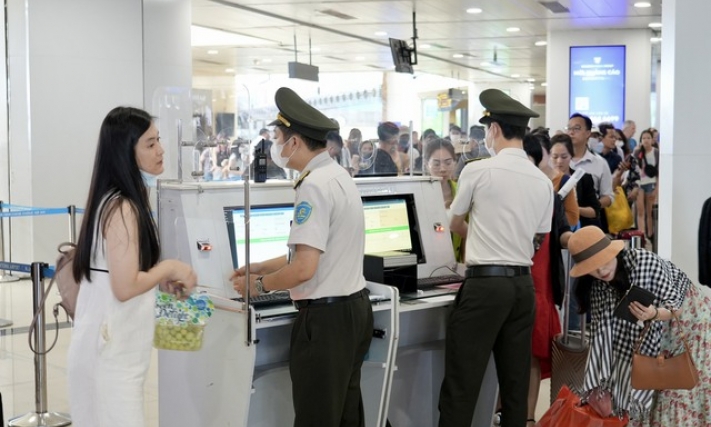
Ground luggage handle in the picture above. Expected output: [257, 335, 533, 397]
[562, 250, 586, 348]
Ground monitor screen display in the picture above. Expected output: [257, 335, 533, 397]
[569, 45, 626, 128]
[224, 204, 292, 269]
[362, 194, 425, 263]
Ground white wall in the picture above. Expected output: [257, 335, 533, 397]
[657, 0, 711, 282]
[546, 29, 652, 131]
[5, 0, 191, 266]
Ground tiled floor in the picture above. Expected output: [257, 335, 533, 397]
[0, 275, 567, 426]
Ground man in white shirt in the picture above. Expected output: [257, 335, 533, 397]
[439, 89, 554, 427]
[567, 113, 614, 210]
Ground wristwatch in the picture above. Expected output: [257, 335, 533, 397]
[255, 276, 267, 294]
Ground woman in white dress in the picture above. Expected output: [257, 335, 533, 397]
[67, 107, 197, 427]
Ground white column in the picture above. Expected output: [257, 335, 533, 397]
[7, 0, 191, 264]
[658, 0, 711, 281]
[143, 0, 193, 180]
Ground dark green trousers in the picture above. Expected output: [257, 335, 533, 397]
[438, 275, 536, 427]
[290, 294, 374, 427]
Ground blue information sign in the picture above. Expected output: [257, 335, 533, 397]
[569, 45, 626, 128]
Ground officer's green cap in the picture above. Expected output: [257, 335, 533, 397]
[478, 88, 539, 128]
[268, 87, 339, 141]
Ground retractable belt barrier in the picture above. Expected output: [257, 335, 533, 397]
[0, 202, 78, 426]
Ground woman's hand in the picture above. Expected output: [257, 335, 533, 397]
[158, 259, 197, 299]
[629, 301, 657, 321]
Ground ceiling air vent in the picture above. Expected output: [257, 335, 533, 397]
[317, 9, 356, 20]
[539, 1, 570, 13]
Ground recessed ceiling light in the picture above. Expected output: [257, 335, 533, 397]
[480, 61, 491, 67]
[207, 49, 219, 55]
[650, 37, 662, 43]
[374, 31, 388, 36]
[529, 85, 535, 90]
[453, 53, 464, 58]
[648, 22, 662, 29]
[534, 41, 547, 46]
[263, 58, 272, 63]
[634, 2, 652, 7]
[420, 44, 432, 49]
[526, 78, 536, 82]
[311, 47, 321, 52]
[541, 82, 548, 87]
[506, 27, 521, 32]
[466, 7, 483, 14]
[355, 56, 365, 61]
[511, 74, 521, 78]
[225, 68, 235, 73]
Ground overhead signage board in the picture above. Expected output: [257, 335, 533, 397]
[569, 45, 626, 128]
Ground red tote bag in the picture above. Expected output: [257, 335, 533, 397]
[536, 386, 629, 427]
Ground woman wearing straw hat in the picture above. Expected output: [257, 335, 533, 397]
[568, 226, 711, 426]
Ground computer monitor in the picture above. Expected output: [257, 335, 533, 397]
[223, 204, 293, 269]
[389, 38, 414, 74]
[361, 194, 425, 263]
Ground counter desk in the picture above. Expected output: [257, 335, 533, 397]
[158, 284, 498, 427]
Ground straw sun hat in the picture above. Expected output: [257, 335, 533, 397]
[569, 226, 625, 277]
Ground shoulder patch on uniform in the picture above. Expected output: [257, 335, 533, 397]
[465, 156, 490, 164]
[294, 201, 313, 225]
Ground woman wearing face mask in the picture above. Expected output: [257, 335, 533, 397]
[425, 139, 464, 262]
[68, 107, 197, 427]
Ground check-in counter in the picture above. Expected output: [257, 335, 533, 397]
[156, 178, 499, 426]
[158, 282, 398, 427]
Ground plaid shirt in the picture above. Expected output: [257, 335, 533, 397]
[584, 248, 691, 419]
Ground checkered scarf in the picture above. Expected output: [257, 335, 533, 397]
[584, 248, 690, 419]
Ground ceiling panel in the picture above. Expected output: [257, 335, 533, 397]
[192, 0, 662, 83]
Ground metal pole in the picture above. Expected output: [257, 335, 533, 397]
[652, 203, 659, 253]
[244, 150, 253, 346]
[408, 120, 414, 177]
[8, 263, 70, 427]
[67, 205, 77, 244]
[177, 119, 183, 181]
[0, 201, 19, 282]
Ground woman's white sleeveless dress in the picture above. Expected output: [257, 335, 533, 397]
[67, 217, 155, 426]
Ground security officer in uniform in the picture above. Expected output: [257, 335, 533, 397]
[232, 87, 374, 427]
[438, 89, 554, 427]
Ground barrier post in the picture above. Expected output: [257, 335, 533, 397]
[0, 201, 20, 282]
[652, 203, 659, 253]
[67, 205, 77, 244]
[8, 262, 71, 427]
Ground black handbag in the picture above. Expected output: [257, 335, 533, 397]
[644, 163, 658, 178]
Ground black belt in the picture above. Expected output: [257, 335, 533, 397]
[293, 289, 367, 310]
[466, 265, 531, 278]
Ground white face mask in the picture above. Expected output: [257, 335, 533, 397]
[484, 127, 496, 157]
[271, 137, 297, 169]
[140, 169, 158, 188]
[451, 135, 461, 144]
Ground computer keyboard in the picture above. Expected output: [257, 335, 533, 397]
[416, 274, 465, 289]
[233, 292, 292, 308]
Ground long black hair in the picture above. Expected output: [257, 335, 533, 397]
[72, 107, 160, 282]
[574, 249, 631, 313]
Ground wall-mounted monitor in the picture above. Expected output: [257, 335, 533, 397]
[389, 38, 414, 74]
[361, 193, 425, 264]
[223, 204, 292, 269]
[569, 45, 626, 128]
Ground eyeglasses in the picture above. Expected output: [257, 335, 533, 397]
[429, 158, 454, 168]
[565, 125, 584, 133]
